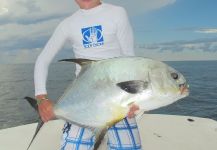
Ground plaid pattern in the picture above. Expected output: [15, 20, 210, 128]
[107, 117, 142, 150]
[60, 117, 142, 150]
[61, 123, 95, 150]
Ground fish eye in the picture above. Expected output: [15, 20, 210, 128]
[171, 72, 179, 80]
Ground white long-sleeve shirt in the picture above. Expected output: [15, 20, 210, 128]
[34, 3, 134, 96]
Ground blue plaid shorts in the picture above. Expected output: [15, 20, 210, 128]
[60, 117, 142, 150]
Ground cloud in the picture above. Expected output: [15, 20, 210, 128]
[0, 46, 72, 64]
[0, 0, 176, 25]
[0, 19, 61, 50]
[162, 38, 217, 52]
[0, 7, 8, 15]
[136, 37, 217, 61]
[136, 48, 217, 61]
[0, 0, 216, 62]
[0, 0, 78, 24]
[0, 48, 41, 64]
[195, 28, 217, 34]
[176, 27, 217, 34]
[0, 0, 177, 50]
[105, 0, 176, 16]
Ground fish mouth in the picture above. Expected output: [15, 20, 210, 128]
[179, 83, 189, 95]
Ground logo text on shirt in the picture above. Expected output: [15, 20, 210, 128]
[81, 25, 104, 48]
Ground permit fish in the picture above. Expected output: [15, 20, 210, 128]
[25, 57, 189, 150]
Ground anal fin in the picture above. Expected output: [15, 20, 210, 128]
[93, 127, 108, 150]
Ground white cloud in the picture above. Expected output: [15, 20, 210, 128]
[138, 38, 217, 52]
[195, 28, 217, 34]
[0, 19, 60, 41]
[0, 7, 8, 15]
[0, 19, 62, 51]
[0, 0, 176, 24]
[105, 0, 176, 15]
[0, 0, 77, 24]
[0, 44, 72, 64]
[0, 0, 216, 62]
[136, 39, 217, 61]
[0, 48, 41, 64]
[136, 48, 217, 61]
[0, 0, 177, 50]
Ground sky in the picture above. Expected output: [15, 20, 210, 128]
[0, 0, 217, 63]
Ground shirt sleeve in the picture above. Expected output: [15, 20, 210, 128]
[34, 21, 68, 96]
[116, 7, 135, 56]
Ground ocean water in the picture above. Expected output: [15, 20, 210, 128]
[0, 61, 217, 129]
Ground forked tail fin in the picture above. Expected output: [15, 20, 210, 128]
[24, 97, 44, 150]
[25, 96, 38, 112]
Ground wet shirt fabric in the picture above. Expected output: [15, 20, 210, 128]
[34, 3, 134, 95]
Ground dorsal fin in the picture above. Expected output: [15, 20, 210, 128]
[58, 58, 97, 66]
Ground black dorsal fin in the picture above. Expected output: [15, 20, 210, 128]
[58, 58, 97, 66]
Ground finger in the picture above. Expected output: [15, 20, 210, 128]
[42, 116, 48, 122]
[39, 110, 47, 122]
[40, 113, 46, 122]
[39, 108, 50, 122]
[127, 112, 134, 118]
[43, 112, 51, 122]
[41, 109, 54, 122]
[38, 101, 54, 122]
[42, 112, 50, 122]
[44, 104, 55, 119]
[44, 116, 50, 122]
[128, 114, 135, 118]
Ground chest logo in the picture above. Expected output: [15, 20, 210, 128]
[81, 25, 104, 48]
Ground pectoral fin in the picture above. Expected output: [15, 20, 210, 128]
[117, 80, 148, 94]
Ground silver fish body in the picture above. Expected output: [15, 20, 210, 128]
[54, 57, 189, 128]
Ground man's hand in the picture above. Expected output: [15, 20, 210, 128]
[127, 103, 140, 118]
[36, 95, 55, 122]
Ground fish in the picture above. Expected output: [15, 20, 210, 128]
[25, 56, 189, 150]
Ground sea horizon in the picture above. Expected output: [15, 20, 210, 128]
[0, 60, 217, 129]
[0, 58, 217, 66]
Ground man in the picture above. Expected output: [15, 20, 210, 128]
[34, 0, 142, 149]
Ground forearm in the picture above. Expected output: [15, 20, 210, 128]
[34, 55, 49, 96]
[34, 21, 68, 96]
